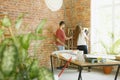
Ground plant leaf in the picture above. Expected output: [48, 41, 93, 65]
[38, 67, 54, 80]
[112, 39, 120, 48]
[100, 41, 109, 53]
[19, 48, 28, 62]
[29, 33, 46, 40]
[15, 14, 24, 30]
[0, 29, 4, 37]
[20, 34, 30, 50]
[1, 16, 11, 27]
[112, 39, 120, 54]
[29, 59, 39, 79]
[35, 19, 47, 34]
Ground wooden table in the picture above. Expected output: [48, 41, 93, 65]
[50, 54, 120, 80]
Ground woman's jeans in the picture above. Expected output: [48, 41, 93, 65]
[77, 45, 88, 54]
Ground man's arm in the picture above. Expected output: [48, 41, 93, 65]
[56, 38, 68, 48]
[63, 32, 72, 40]
[65, 36, 73, 40]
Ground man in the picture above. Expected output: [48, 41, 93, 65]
[55, 21, 72, 69]
[56, 21, 72, 50]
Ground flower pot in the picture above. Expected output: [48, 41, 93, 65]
[103, 66, 113, 74]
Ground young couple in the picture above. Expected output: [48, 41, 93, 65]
[55, 21, 89, 70]
[56, 21, 89, 54]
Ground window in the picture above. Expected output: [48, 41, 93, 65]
[91, 0, 120, 54]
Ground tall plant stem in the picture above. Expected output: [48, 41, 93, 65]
[33, 33, 40, 58]
[8, 27, 17, 43]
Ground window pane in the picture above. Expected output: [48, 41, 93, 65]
[115, 0, 120, 40]
[91, 0, 112, 53]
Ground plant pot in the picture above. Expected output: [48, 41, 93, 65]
[103, 66, 113, 74]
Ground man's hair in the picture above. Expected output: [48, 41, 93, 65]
[59, 21, 65, 26]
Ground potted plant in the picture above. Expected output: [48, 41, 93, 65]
[101, 32, 120, 74]
[0, 14, 54, 80]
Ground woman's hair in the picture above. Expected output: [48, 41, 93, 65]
[75, 24, 82, 34]
[84, 29, 89, 35]
[73, 24, 82, 47]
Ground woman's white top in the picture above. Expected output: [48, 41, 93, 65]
[77, 30, 87, 46]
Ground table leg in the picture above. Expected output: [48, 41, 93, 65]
[50, 55, 54, 73]
[78, 66, 83, 80]
[114, 65, 120, 80]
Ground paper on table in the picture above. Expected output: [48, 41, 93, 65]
[52, 50, 85, 60]
[59, 53, 77, 60]
[52, 50, 78, 55]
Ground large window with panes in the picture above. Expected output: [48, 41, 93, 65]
[91, 0, 120, 54]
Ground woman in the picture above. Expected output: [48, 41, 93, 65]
[74, 24, 90, 71]
[74, 24, 89, 54]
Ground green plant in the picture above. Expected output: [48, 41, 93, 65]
[101, 32, 120, 55]
[0, 14, 54, 80]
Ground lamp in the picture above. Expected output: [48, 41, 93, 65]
[45, 0, 63, 11]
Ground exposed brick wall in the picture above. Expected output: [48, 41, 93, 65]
[64, 0, 90, 51]
[64, 0, 90, 28]
[0, 0, 64, 67]
[0, 0, 90, 68]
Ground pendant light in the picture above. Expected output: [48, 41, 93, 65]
[45, 0, 63, 11]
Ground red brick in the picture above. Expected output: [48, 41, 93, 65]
[0, 0, 90, 68]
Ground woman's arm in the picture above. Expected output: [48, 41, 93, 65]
[83, 31, 89, 41]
